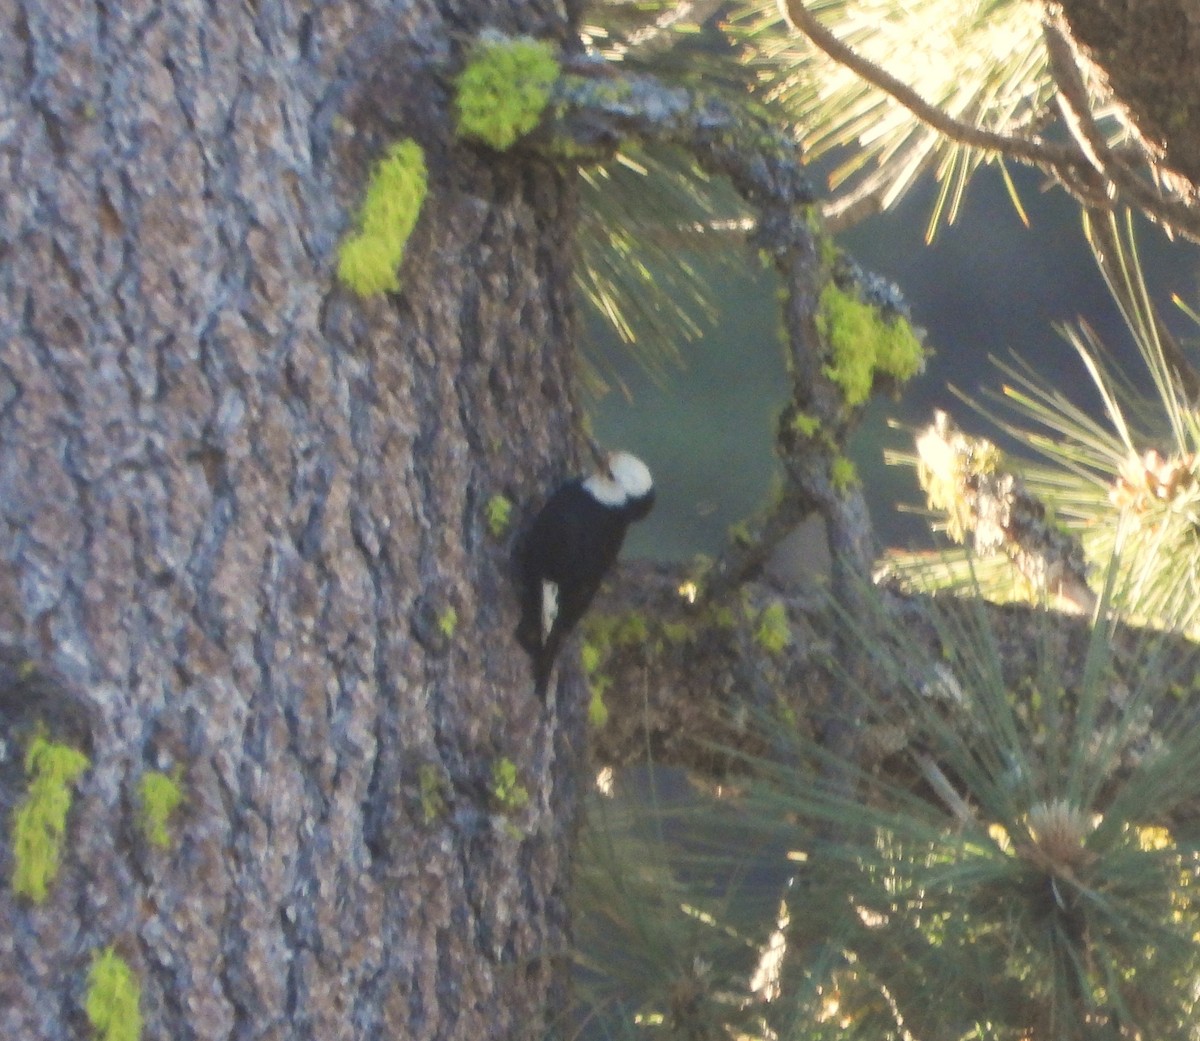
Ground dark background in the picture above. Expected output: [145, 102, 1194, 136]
[592, 163, 1200, 558]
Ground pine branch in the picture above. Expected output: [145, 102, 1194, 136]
[778, 0, 1079, 173]
[1082, 206, 1200, 402]
[546, 63, 874, 572]
[548, 59, 815, 209]
[543, 62, 892, 771]
[914, 411, 1097, 613]
[1042, 13, 1200, 243]
[778, 0, 1200, 242]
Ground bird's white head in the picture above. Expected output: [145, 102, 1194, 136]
[584, 451, 653, 507]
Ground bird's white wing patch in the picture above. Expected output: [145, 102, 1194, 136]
[541, 580, 559, 643]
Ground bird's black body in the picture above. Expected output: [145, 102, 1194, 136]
[515, 454, 654, 698]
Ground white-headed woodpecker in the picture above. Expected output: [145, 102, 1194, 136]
[515, 452, 655, 698]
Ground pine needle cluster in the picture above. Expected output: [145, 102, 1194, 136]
[572, 581, 1200, 1040]
[889, 212, 1200, 638]
[731, 0, 1057, 236]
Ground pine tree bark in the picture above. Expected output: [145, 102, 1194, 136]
[1055, 0, 1200, 189]
[1, 1, 589, 1038]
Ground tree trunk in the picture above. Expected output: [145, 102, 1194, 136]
[1055, 0, 1200, 190]
[1, 1, 588, 1038]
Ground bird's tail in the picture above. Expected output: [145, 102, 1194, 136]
[538, 625, 567, 700]
[533, 654, 554, 702]
[514, 616, 555, 700]
[524, 628, 562, 702]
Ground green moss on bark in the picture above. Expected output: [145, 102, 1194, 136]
[454, 34, 559, 150]
[818, 284, 925, 406]
[137, 769, 184, 850]
[85, 947, 142, 1041]
[337, 138, 428, 297]
[11, 735, 89, 902]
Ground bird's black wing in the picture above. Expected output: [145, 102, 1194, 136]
[514, 481, 612, 697]
[515, 481, 587, 652]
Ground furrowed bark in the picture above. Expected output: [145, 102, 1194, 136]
[2, 2, 586, 1038]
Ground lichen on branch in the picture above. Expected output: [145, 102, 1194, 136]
[545, 64, 813, 209]
[818, 283, 925, 406]
[915, 410, 1095, 611]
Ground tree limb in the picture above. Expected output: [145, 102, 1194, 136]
[779, 0, 1081, 174]
[781, 0, 1200, 242]
[1042, 12, 1200, 243]
[545, 64, 883, 759]
[912, 410, 1096, 613]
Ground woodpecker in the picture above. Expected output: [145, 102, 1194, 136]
[515, 451, 655, 698]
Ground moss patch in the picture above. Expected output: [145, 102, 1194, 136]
[728, 520, 753, 547]
[490, 757, 530, 812]
[418, 764, 447, 824]
[337, 138, 428, 297]
[454, 34, 560, 150]
[790, 411, 821, 438]
[137, 769, 183, 850]
[817, 284, 925, 406]
[755, 601, 792, 656]
[587, 611, 651, 650]
[437, 606, 458, 639]
[11, 735, 90, 903]
[85, 946, 142, 1041]
[831, 454, 859, 492]
[485, 494, 514, 537]
[587, 687, 610, 728]
[581, 640, 611, 727]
